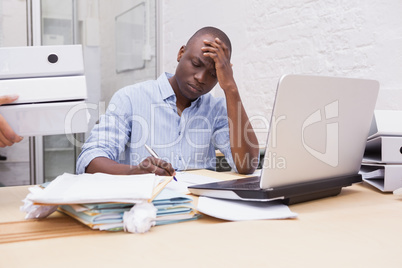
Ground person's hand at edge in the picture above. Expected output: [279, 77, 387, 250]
[0, 95, 23, 147]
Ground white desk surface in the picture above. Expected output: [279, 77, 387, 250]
[1, 170, 402, 268]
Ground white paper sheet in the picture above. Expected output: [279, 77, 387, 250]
[197, 196, 298, 221]
[165, 172, 223, 194]
[29, 173, 158, 204]
[360, 169, 385, 179]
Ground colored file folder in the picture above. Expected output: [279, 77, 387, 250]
[59, 188, 200, 231]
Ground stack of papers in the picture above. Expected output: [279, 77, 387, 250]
[27, 173, 200, 231]
[30, 173, 158, 204]
[59, 188, 200, 231]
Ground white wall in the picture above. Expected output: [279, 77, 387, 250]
[74, 0, 157, 130]
[161, 0, 402, 145]
[98, 0, 157, 106]
[0, 0, 27, 47]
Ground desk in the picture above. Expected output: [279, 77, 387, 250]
[1, 170, 402, 268]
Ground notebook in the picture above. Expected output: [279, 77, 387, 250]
[189, 74, 379, 204]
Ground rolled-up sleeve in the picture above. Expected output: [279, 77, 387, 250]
[76, 88, 132, 174]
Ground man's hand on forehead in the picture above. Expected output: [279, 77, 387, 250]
[201, 38, 231, 68]
[201, 38, 230, 57]
[200, 37, 235, 91]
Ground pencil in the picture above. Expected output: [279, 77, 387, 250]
[148, 176, 173, 202]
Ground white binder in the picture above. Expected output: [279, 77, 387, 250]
[361, 163, 402, 192]
[0, 101, 88, 136]
[363, 136, 402, 164]
[0, 45, 84, 79]
[0, 45, 88, 136]
[0, 76, 87, 104]
[368, 110, 402, 140]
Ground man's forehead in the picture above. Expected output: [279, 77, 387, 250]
[187, 33, 214, 47]
[186, 35, 215, 67]
[197, 55, 215, 70]
[197, 33, 215, 42]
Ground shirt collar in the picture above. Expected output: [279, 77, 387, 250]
[158, 72, 203, 108]
[158, 72, 176, 100]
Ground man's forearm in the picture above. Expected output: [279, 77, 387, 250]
[85, 157, 142, 175]
[225, 88, 259, 174]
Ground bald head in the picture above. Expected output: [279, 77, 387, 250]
[186, 26, 232, 58]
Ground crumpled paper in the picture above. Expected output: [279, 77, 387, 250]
[20, 186, 58, 219]
[21, 185, 157, 234]
[123, 202, 157, 233]
[393, 187, 402, 195]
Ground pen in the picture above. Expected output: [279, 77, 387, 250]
[145, 144, 177, 181]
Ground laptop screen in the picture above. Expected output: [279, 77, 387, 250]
[260, 74, 379, 188]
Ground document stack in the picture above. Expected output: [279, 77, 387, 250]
[59, 188, 200, 231]
[25, 173, 200, 232]
[360, 110, 402, 192]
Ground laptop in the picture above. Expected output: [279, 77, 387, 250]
[189, 74, 379, 204]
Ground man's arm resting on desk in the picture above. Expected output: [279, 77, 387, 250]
[225, 89, 259, 174]
[85, 157, 176, 176]
[202, 38, 259, 174]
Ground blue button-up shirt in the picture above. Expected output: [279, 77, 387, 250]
[76, 72, 235, 174]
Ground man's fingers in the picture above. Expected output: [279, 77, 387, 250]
[202, 39, 216, 47]
[202, 52, 218, 60]
[0, 95, 22, 147]
[0, 95, 19, 105]
[201, 46, 218, 54]
[203, 38, 228, 52]
[152, 158, 176, 176]
[140, 157, 176, 176]
[202, 38, 230, 64]
[214, 37, 229, 51]
[153, 167, 171, 176]
[0, 130, 14, 147]
[0, 132, 13, 148]
[0, 115, 23, 147]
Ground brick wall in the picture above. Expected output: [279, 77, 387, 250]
[161, 0, 402, 145]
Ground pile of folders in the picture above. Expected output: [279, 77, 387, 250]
[59, 188, 200, 231]
[360, 110, 402, 192]
[29, 173, 201, 231]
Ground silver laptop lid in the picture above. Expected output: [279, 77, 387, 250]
[260, 74, 379, 188]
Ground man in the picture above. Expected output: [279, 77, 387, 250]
[77, 26, 259, 176]
[0, 95, 23, 147]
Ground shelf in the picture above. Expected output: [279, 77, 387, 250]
[44, 148, 74, 152]
[0, 160, 29, 164]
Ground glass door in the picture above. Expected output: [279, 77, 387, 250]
[0, 0, 30, 186]
[0, 0, 158, 185]
[40, 0, 80, 182]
